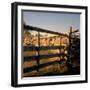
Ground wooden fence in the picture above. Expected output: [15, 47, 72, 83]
[22, 25, 80, 77]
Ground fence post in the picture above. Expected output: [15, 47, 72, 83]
[68, 27, 72, 64]
[37, 31, 40, 72]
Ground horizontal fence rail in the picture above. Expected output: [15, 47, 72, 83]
[24, 25, 69, 37]
[24, 46, 65, 51]
[24, 53, 67, 61]
[24, 60, 65, 73]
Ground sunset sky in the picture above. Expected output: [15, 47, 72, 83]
[23, 11, 80, 33]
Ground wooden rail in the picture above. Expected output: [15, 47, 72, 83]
[24, 46, 65, 51]
[24, 53, 67, 61]
[24, 25, 69, 37]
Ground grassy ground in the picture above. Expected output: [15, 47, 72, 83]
[23, 50, 80, 77]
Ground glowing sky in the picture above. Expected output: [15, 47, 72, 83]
[23, 11, 80, 33]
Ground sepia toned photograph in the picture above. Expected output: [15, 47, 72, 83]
[22, 11, 80, 77]
[11, 2, 87, 87]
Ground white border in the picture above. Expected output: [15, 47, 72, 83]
[17, 5, 86, 84]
